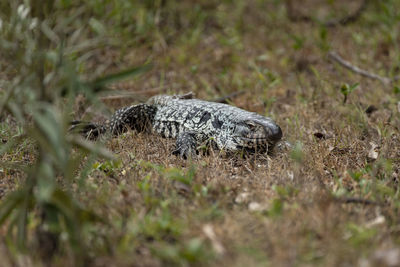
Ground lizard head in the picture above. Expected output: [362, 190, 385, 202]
[233, 117, 282, 151]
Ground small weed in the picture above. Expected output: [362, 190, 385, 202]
[266, 198, 284, 217]
[290, 34, 306, 50]
[317, 26, 330, 52]
[346, 223, 377, 248]
[290, 142, 304, 164]
[273, 185, 300, 199]
[393, 86, 400, 95]
[151, 238, 212, 266]
[92, 159, 122, 177]
[340, 82, 359, 104]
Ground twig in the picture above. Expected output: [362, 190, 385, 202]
[100, 93, 146, 101]
[99, 87, 166, 101]
[328, 51, 398, 85]
[178, 91, 195, 99]
[286, 0, 368, 28]
[213, 91, 245, 103]
[324, 0, 368, 27]
[101, 83, 192, 101]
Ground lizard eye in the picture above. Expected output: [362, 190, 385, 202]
[245, 121, 257, 131]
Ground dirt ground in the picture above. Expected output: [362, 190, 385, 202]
[1, 0, 400, 266]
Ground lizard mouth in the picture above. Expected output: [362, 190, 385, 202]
[238, 136, 269, 142]
[237, 137, 272, 149]
[234, 123, 282, 148]
[241, 119, 282, 143]
[236, 127, 282, 142]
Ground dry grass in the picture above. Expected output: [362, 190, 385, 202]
[1, 0, 400, 266]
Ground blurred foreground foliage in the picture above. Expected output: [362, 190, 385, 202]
[0, 0, 231, 264]
[0, 0, 154, 264]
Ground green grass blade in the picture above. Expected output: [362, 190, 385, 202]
[0, 191, 24, 225]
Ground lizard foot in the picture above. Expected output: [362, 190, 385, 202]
[172, 132, 198, 159]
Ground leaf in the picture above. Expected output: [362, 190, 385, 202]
[89, 64, 152, 91]
[16, 196, 28, 249]
[0, 191, 25, 225]
[89, 18, 106, 35]
[37, 174, 56, 202]
[290, 142, 304, 163]
[349, 82, 359, 92]
[50, 188, 79, 221]
[68, 135, 115, 160]
[31, 106, 68, 164]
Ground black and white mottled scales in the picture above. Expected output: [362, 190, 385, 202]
[71, 93, 282, 158]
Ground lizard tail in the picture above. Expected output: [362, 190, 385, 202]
[69, 120, 107, 140]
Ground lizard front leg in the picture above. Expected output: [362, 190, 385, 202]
[172, 132, 198, 159]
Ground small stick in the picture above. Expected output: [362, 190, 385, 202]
[99, 88, 166, 101]
[213, 91, 245, 103]
[100, 94, 144, 101]
[286, 0, 368, 28]
[324, 0, 368, 27]
[328, 51, 396, 85]
[100, 83, 192, 101]
[178, 91, 195, 99]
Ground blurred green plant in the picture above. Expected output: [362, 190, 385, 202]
[290, 141, 304, 164]
[317, 26, 330, 52]
[0, 0, 150, 264]
[289, 34, 305, 50]
[150, 238, 211, 266]
[92, 159, 123, 177]
[346, 223, 377, 248]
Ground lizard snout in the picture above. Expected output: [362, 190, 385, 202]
[250, 118, 282, 144]
[266, 124, 282, 142]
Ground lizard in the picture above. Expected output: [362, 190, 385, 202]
[70, 93, 282, 158]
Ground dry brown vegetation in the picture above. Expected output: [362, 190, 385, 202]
[1, 0, 400, 266]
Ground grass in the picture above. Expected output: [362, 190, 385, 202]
[1, 0, 400, 266]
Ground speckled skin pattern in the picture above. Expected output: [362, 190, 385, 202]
[74, 94, 282, 157]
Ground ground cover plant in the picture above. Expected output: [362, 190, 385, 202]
[0, 0, 399, 266]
